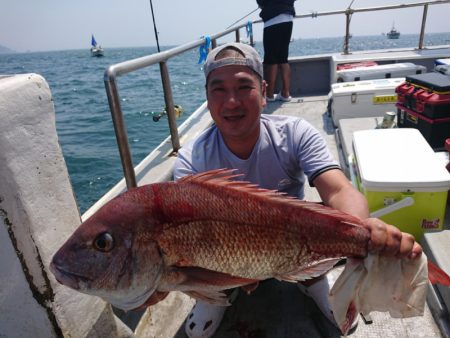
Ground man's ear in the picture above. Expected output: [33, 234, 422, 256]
[261, 80, 267, 106]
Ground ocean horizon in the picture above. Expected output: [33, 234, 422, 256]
[3, 30, 450, 54]
[1, 32, 449, 214]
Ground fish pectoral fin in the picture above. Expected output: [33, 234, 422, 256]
[161, 266, 258, 305]
[183, 290, 230, 305]
[170, 266, 259, 287]
[241, 281, 259, 294]
[161, 266, 259, 290]
[275, 258, 343, 282]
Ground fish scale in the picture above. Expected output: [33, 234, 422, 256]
[158, 220, 313, 279]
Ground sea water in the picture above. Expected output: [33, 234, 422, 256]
[1, 33, 449, 213]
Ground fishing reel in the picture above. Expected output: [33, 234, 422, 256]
[151, 104, 183, 122]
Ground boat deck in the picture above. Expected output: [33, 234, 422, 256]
[132, 95, 449, 338]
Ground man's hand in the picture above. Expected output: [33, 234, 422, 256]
[313, 169, 423, 260]
[362, 218, 422, 259]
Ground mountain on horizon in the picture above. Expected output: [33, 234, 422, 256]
[0, 44, 16, 54]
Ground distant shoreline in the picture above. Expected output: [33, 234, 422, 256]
[0, 45, 15, 54]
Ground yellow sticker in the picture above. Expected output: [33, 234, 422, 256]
[372, 95, 398, 104]
[406, 112, 418, 124]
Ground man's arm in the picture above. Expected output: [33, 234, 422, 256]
[313, 169, 422, 259]
[313, 168, 369, 219]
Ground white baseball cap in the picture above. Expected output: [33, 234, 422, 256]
[203, 42, 264, 79]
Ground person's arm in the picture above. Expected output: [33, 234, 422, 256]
[313, 169, 369, 219]
[313, 169, 422, 259]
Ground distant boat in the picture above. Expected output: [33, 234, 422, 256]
[387, 23, 400, 39]
[90, 35, 104, 57]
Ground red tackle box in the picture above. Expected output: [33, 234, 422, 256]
[396, 72, 450, 119]
[397, 104, 450, 150]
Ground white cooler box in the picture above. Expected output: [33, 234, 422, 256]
[435, 58, 450, 75]
[335, 116, 386, 173]
[350, 128, 450, 240]
[435, 64, 450, 76]
[329, 77, 405, 127]
[336, 62, 426, 82]
[435, 58, 450, 66]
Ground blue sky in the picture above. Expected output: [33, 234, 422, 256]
[1, 0, 450, 52]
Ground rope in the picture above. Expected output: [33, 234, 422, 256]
[226, 7, 259, 30]
[198, 36, 211, 64]
[246, 21, 253, 38]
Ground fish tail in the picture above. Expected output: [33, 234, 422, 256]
[428, 260, 450, 286]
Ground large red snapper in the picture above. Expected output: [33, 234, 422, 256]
[50, 169, 450, 334]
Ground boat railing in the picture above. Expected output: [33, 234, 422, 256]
[104, 0, 450, 190]
[104, 25, 252, 189]
[276, 0, 450, 54]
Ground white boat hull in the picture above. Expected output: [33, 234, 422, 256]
[90, 47, 104, 57]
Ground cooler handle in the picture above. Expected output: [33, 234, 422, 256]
[348, 154, 361, 191]
[370, 197, 415, 218]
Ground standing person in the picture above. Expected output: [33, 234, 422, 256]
[257, 0, 296, 102]
[174, 42, 421, 338]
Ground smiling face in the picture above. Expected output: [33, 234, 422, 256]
[205, 49, 267, 159]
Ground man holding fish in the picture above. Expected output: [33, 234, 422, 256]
[173, 42, 422, 338]
[51, 42, 450, 338]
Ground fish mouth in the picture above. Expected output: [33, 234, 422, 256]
[50, 262, 93, 290]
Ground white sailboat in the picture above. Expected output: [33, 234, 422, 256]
[90, 34, 104, 57]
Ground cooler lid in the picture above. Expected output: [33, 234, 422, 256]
[406, 72, 450, 92]
[352, 128, 450, 191]
[331, 78, 405, 96]
[435, 58, 450, 66]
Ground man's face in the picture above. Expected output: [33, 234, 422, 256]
[206, 65, 267, 141]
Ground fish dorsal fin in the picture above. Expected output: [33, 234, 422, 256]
[177, 168, 291, 200]
[176, 169, 363, 225]
[177, 168, 240, 183]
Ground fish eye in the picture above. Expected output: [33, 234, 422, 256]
[93, 232, 114, 252]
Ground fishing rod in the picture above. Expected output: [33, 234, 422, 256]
[149, 0, 161, 52]
[226, 7, 259, 29]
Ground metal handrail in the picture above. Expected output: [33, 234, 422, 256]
[104, 0, 450, 189]
[104, 24, 249, 188]
[290, 0, 450, 54]
[256, 0, 450, 54]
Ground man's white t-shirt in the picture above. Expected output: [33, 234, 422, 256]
[173, 114, 340, 199]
